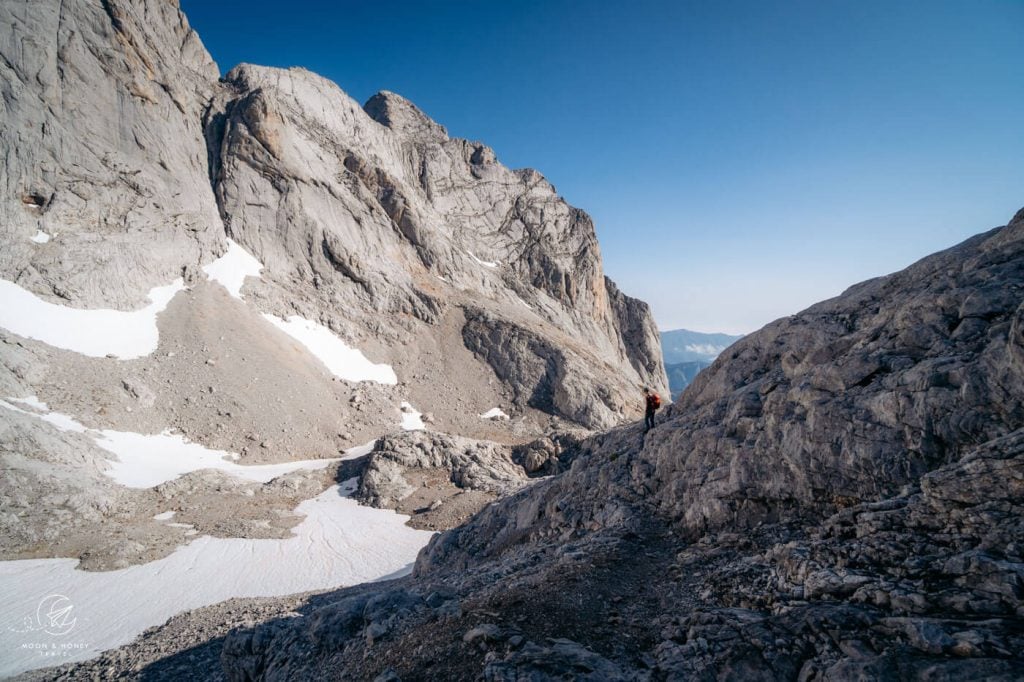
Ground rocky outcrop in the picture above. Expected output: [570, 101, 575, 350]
[219, 210, 1024, 680]
[646, 212, 1024, 534]
[355, 431, 528, 516]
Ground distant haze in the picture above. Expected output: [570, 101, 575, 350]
[182, 0, 1024, 335]
[660, 328, 744, 397]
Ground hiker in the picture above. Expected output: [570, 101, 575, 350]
[643, 386, 661, 432]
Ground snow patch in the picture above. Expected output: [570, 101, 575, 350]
[0, 483, 434, 677]
[263, 314, 398, 385]
[0, 278, 184, 359]
[0, 399, 336, 488]
[0, 397, 88, 433]
[7, 395, 48, 411]
[152, 511, 176, 521]
[202, 238, 263, 299]
[340, 439, 378, 461]
[94, 430, 336, 488]
[400, 401, 425, 431]
[467, 251, 498, 268]
[30, 230, 50, 244]
[479, 407, 510, 420]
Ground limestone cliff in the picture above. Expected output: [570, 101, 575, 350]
[0, 0, 666, 577]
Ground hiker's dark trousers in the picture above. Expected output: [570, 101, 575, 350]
[644, 409, 655, 432]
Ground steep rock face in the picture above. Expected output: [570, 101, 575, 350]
[0, 0, 222, 307]
[205, 64, 667, 428]
[0, 0, 667, 581]
[219, 210, 1024, 680]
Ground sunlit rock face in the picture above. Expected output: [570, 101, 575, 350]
[0, 0, 666, 590]
[205, 64, 667, 429]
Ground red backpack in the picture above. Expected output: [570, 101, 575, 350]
[649, 393, 661, 409]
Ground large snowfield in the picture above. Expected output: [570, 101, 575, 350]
[0, 243, 432, 676]
[0, 481, 433, 677]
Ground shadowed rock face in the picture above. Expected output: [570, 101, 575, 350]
[219, 211, 1024, 681]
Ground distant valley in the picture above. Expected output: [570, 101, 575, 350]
[660, 328, 743, 397]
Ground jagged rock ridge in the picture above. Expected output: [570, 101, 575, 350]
[204, 62, 667, 429]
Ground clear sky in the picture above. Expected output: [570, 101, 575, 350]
[181, 0, 1023, 335]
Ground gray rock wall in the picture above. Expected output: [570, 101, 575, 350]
[204, 63, 667, 427]
[0, 0, 223, 307]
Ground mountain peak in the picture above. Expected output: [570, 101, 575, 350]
[364, 90, 448, 141]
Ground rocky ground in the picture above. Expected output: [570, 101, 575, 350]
[52, 209, 1024, 681]
[10, 591, 329, 682]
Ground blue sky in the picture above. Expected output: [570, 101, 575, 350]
[181, 0, 1024, 334]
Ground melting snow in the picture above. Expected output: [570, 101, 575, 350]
[0, 397, 88, 433]
[94, 430, 337, 488]
[7, 395, 49, 412]
[0, 481, 434, 677]
[0, 398, 337, 488]
[400, 402, 425, 431]
[467, 251, 499, 268]
[340, 439, 379, 460]
[30, 230, 50, 244]
[202, 238, 263, 299]
[479, 407, 510, 420]
[0, 278, 184, 359]
[263, 315, 398, 385]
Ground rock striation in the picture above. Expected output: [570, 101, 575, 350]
[0, 0, 222, 308]
[205, 62, 667, 428]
